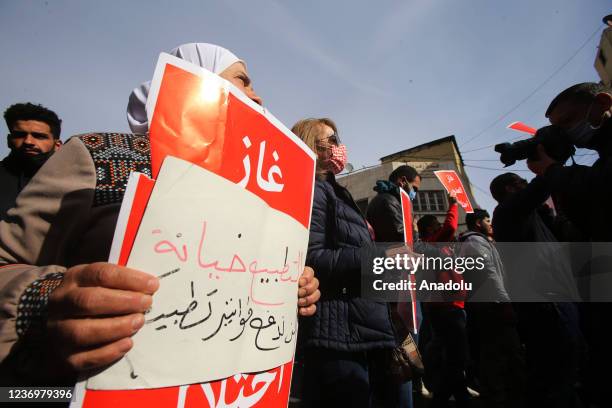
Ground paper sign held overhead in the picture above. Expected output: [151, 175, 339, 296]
[433, 170, 474, 213]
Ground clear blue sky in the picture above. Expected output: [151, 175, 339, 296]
[0, 0, 609, 212]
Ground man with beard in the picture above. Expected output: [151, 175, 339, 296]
[1, 103, 62, 219]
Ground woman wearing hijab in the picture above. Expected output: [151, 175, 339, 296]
[0, 43, 319, 385]
[292, 118, 399, 408]
[127, 42, 262, 134]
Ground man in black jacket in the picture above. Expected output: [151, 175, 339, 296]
[1, 103, 62, 219]
[491, 172, 583, 407]
[366, 165, 421, 242]
[528, 82, 612, 406]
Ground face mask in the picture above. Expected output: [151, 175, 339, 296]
[324, 144, 347, 174]
[566, 120, 596, 148]
[566, 104, 611, 148]
[399, 179, 417, 201]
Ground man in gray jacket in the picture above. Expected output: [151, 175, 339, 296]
[458, 209, 524, 408]
[458, 209, 509, 303]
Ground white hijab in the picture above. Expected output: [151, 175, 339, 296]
[127, 43, 243, 134]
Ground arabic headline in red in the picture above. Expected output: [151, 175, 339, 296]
[82, 362, 292, 408]
[148, 64, 314, 228]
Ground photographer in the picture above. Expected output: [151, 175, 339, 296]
[527, 82, 612, 407]
[528, 82, 612, 241]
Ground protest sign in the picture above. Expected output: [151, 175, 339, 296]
[399, 189, 418, 333]
[433, 170, 474, 213]
[400, 189, 414, 246]
[72, 53, 315, 407]
[88, 157, 307, 389]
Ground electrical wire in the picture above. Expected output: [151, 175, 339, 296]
[462, 135, 531, 155]
[464, 158, 506, 162]
[460, 25, 603, 148]
[342, 150, 535, 175]
[465, 164, 532, 172]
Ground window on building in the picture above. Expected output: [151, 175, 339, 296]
[413, 190, 447, 212]
[356, 198, 369, 215]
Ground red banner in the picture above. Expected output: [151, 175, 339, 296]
[149, 64, 313, 228]
[399, 189, 418, 333]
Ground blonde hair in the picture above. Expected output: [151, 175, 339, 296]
[291, 117, 338, 154]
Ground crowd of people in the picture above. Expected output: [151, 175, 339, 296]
[0, 42, 610, 408]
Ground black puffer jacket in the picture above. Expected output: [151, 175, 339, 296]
[300, 173, 397, 351]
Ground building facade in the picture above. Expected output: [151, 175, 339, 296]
[337, 135, 479, 232]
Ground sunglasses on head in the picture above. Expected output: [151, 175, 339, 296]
[9, 130, 52, 140]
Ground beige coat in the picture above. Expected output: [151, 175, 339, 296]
[0, 134, 142, 383]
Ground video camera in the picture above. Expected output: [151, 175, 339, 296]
[494, 125, 575, 167]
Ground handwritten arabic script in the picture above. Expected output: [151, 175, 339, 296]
[87, 157, 308, 390]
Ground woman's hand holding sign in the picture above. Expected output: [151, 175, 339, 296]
[298, 266, 320, 316]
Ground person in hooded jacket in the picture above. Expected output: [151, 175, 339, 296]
[292, 118, 400, 408]
[366, 165, 421, 243]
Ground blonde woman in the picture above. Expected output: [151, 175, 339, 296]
[292, 118, 399, 408]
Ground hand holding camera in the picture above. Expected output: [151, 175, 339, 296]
[527, 144, 558, 176]
[494, 125, 575, 167]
